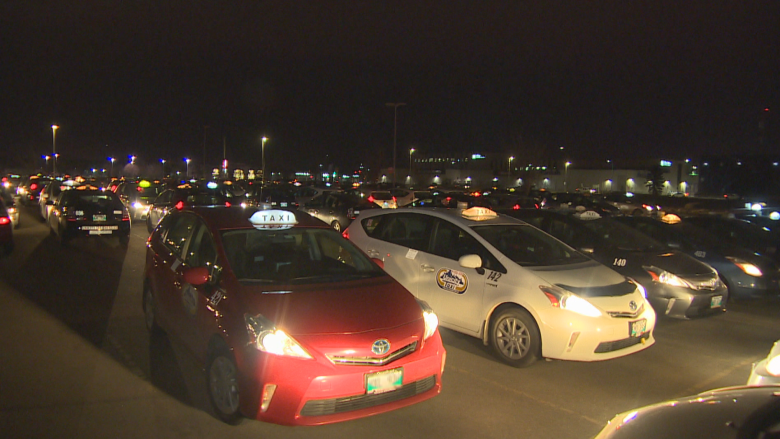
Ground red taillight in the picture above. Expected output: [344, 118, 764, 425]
[342, 229, 349, 239]
[136, 186, 144, 192]
[122, 209, 130, 221]
[0, 217, 10, 225]
[30, 183, 38, 191]
[225, 201, 231, 207]
[512, 204, 520, 210]
[175, 200, 185, 210]
[392, 196, 397, 203]
[368, 195, 375, 203]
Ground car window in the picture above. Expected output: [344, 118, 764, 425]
[162, 213, 198, 256]
[364, 213, 433, 251]
[221, 227, 382, 284]
[185, 221, 221, 279]
[431, 219, 504, 272]
[473, 224, 590, 267]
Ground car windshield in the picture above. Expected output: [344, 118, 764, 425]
[580, 218, 667, 252]
[222, 227, 384, 285]
[472, 224, 590, 267]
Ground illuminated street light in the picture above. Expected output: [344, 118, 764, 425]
[508, 156, 515, 180]
[565, 161, 571, 192]
[108, 157, 115, 177]
[160, 158, 166, 177]
[409, 148, 415, 177]
[261, 136, 268, 186]
[185, 158, 191, 177]
[51, 125, 59, 175]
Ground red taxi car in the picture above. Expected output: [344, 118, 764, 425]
[143, 206, 445, 425]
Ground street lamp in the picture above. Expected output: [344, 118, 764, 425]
[386, 102, 406, 186]
[51, 125, 59, 175]
[508, 156, 515, 181]
[409, 148, 415, 178]
[108, 157, 115, 177]
[185, 158, 191, 177]
[43, 155, 50, 172]
[261, 136, 268, 186]
[160, 159, 167, 177]
[564, 161, 571, 192]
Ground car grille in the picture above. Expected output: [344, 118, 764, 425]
[327, 341, 417, 366]
[299, 375, 436, 417]
[607, 303, 644, 319]
[594, 334, 650, 353]
[686, 275, 722, 291]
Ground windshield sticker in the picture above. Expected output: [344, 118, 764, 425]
[406, 249, 418, 260]
[437, 268, 468, 294]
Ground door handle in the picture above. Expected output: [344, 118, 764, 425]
[421, 264, 435, 272]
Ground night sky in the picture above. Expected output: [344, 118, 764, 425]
[2, 1, 778, 175]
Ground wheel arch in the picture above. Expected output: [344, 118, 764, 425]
[481, 301, 542, 348]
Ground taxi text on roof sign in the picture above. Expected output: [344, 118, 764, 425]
[249, 210, 298, 230]
[461, 206, 498, 221]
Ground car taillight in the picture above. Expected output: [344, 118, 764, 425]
[175, 200, 185, 210]
[225, 201, 231, 207]
[0, 217, 10, 225]
[30, 183, 38, 191]
[368, 195, 375, 203]
[122, 209, 130, 221]
[342, 229, 349, 239]
[513, 204, 520, 210]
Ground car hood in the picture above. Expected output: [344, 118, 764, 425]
[235, 275, 424, 336]
[530, 260, 629, 291]
[595, 385, 780, 439]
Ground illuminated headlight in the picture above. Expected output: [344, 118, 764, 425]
[725, 256, 763, 277]
[417, 299, 439, 340]
[767, 355, 780, 376]
[244, 314, 312, 359]
[644, 266, 693, 289]
[540, 285, 602, 317]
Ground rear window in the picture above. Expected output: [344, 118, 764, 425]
[63, 193, 123, 209]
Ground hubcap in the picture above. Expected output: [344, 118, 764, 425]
[209, 356, 239, 415]
[495, 317, 530, 360]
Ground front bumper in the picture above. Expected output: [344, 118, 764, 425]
[236, 331, 446, 425]
[646, 284, 728, 319]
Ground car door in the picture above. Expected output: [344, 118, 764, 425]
[412, 218, 487, 334]
[150, 212, 198, 343]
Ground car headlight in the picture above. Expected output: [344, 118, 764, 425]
[417, 299, 439, 340]
[763, 341, 780, 377]
[725, 256, 763, 277]
[244, 314, 313, 359]
[540, 285, 602, 317]
[643, 266, 693, 289]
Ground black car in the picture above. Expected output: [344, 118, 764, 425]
[683, 215, 780, 263]
[47, 187, 131, 246]
[301, 192, 378, 232]
[504, 208, 728, 318]
[615, 215, 780, 300]
[114, 179, 163, 221]
[17, 176, 51, 206]
[245, 184, 298, 209]
[146, 183, 230, 233]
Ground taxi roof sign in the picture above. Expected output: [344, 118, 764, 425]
[575, 210, 601, 221]
[249, 210, 298, 230]
[661, 213, 681, 224]
[461, 206, 498, 221]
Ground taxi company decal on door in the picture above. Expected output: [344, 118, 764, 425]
[436, 268, 468, 294]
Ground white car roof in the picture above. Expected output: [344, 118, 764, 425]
[358, 206, 526, 227]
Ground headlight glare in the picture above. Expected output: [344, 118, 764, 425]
[417, 299, 439, 340]
[540, 285, 602, 317]
[245, 314, 312, 359]
[725, 257, 763, 277]
[766, 355, 780, 377]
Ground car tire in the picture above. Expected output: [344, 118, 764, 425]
[489, 307, 541, 368]
[142, 284, 163, 334]
[331, 220, 342, 232]
[206, 344, 243, 425]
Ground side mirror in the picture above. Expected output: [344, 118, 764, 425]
[459, 254, 482, 269]
[183, 266, 210, 286]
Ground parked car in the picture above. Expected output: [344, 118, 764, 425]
[16, 175, 51, 206]
[615, 215, 780, 300]
[602, 192, 659, 217]
[301, 192, 379, 232]
[540, 192, 620, 216]
[505, 208, 728, 319]
[595, 385, 780, 438]
[143, 206, 445, 424]
[345, 206, 655, 367]
[245, 185, 298, 209]
[683, 215, 780, 262]
[114, 179, 163, 221]
[47, 186, 131, 246]
[0, 197, 14, 255]
[146, 183, 230, 233]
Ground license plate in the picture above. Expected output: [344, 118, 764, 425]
[711, 295, 723, 308]
[629, 319, 647, 337]
[93, 214, 107, 222]
[89, 230, 113, 235]
[280, 202, 288, 207]
[365, 368, 403, 394]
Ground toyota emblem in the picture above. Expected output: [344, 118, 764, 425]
[372, 339, 390, 355]
[629, 300, 638, 311]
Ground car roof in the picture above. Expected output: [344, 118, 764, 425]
[186, 206, 332, 231]
[359, 206, 525, 227]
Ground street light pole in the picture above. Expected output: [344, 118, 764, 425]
[108, 157, 115, 177]
[51, 125, 59, 175]
[185, 158, 191, 178]
[508, 156, 514, 184]
[261, 137, 268, 186]
[386, 103, 406, 186]
[564, 161, 571, 192]
[409, 148, 415, 180]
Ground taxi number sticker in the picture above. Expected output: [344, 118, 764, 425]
[711, 296, 723, 308]
[629, 319, 646, 337]
[366, 368, 403, 394]
[436, 268, 468, 294]
[406, 249, 418, 260]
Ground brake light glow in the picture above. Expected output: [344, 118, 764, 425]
[0, 217, 10, 225]
[175, 200, 185, 210]
[226, 201, 231, 207]
[30, 183, 38, 191]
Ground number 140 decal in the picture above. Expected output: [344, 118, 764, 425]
[613, 258, 627, 267]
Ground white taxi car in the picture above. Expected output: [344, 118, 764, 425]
[344, 206, 656, 367]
